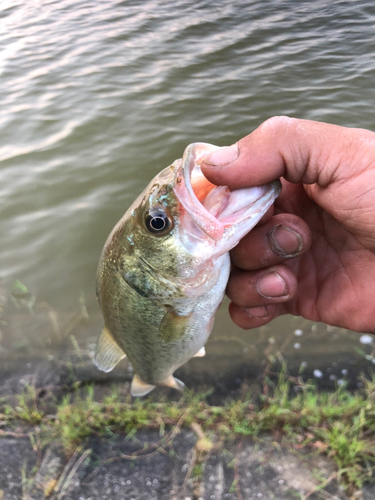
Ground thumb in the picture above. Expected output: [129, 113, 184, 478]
[200, 116, 370, 189]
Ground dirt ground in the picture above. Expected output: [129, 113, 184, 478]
[3, 430, 375, 500]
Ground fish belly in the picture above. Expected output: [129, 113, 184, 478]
[152, 252, 231, 380]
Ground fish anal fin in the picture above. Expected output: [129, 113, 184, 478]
[159, 308, 194, 342]
[131, 373, 155, 397]
[94, 326, 126, 373]
[194, 346, 206, 357]
[160, 375, 185, 391]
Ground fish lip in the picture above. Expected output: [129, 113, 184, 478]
[173, 143, 281, 242]
[173, 143, 225, 241]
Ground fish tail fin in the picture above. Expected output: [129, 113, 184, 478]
[160, 375, 185, 391]
[94, 326, 126, 373]
[131, 373, 156, 397]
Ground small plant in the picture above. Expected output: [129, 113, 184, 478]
[2, 375, 375, 493]
[10, 280, 36, 314]
[3, 385, 44, 424]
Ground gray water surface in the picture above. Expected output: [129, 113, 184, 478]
[1, 0, 375, 392]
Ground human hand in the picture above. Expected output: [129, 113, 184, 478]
[201, 117, 375, 334]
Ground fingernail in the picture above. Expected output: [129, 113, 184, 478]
[246, 306, 269, 318]
[202, 143, 239, 166]
[257, 271, 288, 298]
[268, 225, 303, 258]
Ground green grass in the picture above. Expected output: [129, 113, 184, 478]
[2, 385, 44, 424]
[2, 372, 375, 494]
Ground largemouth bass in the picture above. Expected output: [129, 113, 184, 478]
[95, 143, 281, 396]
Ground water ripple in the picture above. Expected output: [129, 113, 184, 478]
[1, 0, 375, 307]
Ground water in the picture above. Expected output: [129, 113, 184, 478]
[1, 0, 375, 392]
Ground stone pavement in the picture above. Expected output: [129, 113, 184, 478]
[1, 430, 375, 500]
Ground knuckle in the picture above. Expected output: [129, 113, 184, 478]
[259, 115, 294, 133]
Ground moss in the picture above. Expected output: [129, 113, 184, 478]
[192, 463, 203, 479]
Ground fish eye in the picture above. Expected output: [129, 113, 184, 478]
[144, 207, 173, 236]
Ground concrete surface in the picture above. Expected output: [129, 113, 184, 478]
[2, 431, 375, 500]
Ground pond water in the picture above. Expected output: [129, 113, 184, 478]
[1, 0, 375, 396]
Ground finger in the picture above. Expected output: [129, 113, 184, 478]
[200, 116, 370, 189]
[256, 204, 274, 226]
[226, 264, 298, 308]
[231, 213, 311, 271]
[228, 301, 287, 329]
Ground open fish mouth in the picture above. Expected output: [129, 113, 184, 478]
[173, 143, 281, 243]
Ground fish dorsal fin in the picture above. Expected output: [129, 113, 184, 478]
[131, 373, 156, 397]
[160, 375, 185, 391]
[194, 346, 206, 357]
[94, 326, 126, 373]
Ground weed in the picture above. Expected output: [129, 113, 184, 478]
[3, 386, 44, 424]
[2, 374, 375, 493]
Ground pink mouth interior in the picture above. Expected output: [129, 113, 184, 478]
[173, 143, 276, 242]
[190, 176, 217, 204]
[191, 176, 232, 220]
[173, 144, 228, 241]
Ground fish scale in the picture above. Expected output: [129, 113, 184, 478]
[95, 143, 281, 396]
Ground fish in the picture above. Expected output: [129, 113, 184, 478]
[95, 143, 281, 397]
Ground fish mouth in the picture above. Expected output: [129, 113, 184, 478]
[173, 143, 281, 244]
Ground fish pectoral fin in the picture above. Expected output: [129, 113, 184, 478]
[131, 374, 156, 397]
[94, 326, 126, 373]
[160, 375, 185, 391]
[159, 308, 194, 342]
[194, 346, 206, 357]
